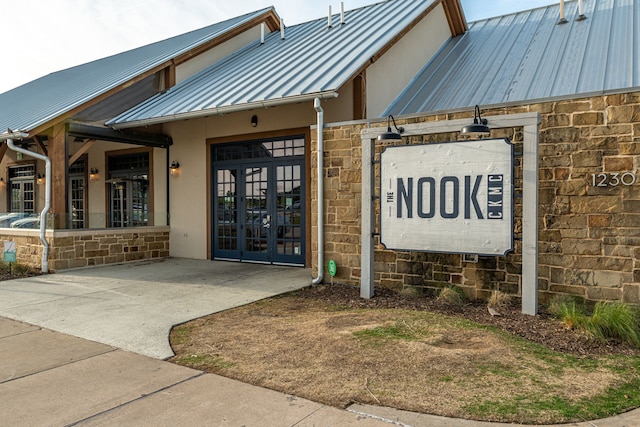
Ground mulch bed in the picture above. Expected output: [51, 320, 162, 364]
[295, 283, 640, 357]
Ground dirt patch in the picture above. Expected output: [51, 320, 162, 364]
[170, 284, 640, 424]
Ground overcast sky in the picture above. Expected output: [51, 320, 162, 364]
[0, 0, 558, 94]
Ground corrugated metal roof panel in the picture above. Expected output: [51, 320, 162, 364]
[0, 8, 274, 133]
[385, 0, 640, 117]
[108, 0, 438, 128]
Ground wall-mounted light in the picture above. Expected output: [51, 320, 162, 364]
[460, 105, 490, 138]
[377, 115, 404, 142]
[251, 115, 258, 127]
[0, 177, 5, 189]
[37, 173, 45, 185]
[89, 168, 99, 181]
[170, 161, 180, 176]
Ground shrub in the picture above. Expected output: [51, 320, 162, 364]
[585, 302, 640, 347]
[437, 286, 465, 306]
[488, 290, 512, 311]
[548, 295, 587, 331]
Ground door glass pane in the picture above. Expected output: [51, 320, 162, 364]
[276, 165, 302, 256]
[131, 174, 149, 226]
[217, 170, 238, 251]
[110, 180, 128, 227]
[245, 167, 268, 254]
[70, 177, 85, 229]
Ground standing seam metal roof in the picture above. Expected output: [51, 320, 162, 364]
[384, 0, 640, 117]
[107, 0, 438, 128]
[0, 8, 275, 134]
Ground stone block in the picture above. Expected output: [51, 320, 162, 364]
[588, 214, 611, 227]
[573, 112, 604, 126]
[604, 156, 633, 171]
[571, 151, 603, 167]
[554, 101, 591, 113]
[607, 105, 640, 124]
[623, 284, 640, 304]
[585, 286, 622, 301]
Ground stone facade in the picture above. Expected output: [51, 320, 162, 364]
[312, 93, 640, 305]
[0, 227, 170, 271]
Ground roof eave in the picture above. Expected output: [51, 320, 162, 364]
[108, 91, 339, 130]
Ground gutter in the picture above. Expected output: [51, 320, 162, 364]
[311, 98, 324, 285]
[0, 130, 51, 273]
[109, 91, 339, 130]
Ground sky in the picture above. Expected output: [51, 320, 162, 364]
[0, 0, 559, 94]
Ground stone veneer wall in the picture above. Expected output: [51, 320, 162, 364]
[311, 93, 640, 305]
[0, 227, 170, 271]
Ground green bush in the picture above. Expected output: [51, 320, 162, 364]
[585, 302, 640, 347]
[548, 297, 640, 348]
[548, 295, 587, 331]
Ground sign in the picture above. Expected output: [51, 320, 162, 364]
[3, 241, 16, 263]
[380, 138, 513, 256]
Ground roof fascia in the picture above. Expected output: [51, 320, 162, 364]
[442, 0, 467, 36]
[68, 123, 172, 148]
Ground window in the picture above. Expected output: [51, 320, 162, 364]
[69, 159, 86, 229]
[108, 152, 149, 228]
[9, 165, 35, 214]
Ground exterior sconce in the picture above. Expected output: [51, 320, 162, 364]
[37, 173, 45, 185]
[377, 115, 404, 142]
[251, 115, 258, 127]
[460, 105, 490, 138]
[170, 161, 180, 176]
[0, 177, 4, 189]
[89, 168, 99, 181]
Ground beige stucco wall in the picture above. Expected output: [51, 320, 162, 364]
[176, 24, 266, 84]
[366, 3, 451, 118]
[163, 92, 353, 260]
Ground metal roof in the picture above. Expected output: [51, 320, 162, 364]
[384, 0, 640, 117]
[108, 0, 438, 129]
[0, 8, 274, 134]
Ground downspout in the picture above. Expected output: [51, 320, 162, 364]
[1, 130, 50, 273]
[311, 98, 324, 285]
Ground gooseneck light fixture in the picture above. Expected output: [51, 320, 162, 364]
[377, 115, 405, 142]
[460, 105, 490, 138]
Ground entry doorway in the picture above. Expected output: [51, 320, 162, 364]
[212, 137, 305, 265]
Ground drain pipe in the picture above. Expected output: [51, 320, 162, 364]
[311, 98, 324, 285]
[1, 130, 51, 273]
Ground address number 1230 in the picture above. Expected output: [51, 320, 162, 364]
[591, 172, 636, 187]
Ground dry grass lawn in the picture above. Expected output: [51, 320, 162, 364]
[170, 285, 640, 424]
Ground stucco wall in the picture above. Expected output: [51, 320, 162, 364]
[366, 3, 452, 118]
[312, 92, 640, 305]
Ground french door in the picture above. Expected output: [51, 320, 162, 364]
[213, 139, 305, 265]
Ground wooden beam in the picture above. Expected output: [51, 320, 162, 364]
[33, 135, 48, 156]
[68, 139, 95, 167]
[49, 123, 68, 228]
[0, 141, 7, 165]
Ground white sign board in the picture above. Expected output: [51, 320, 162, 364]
[380, 138, 513, 256]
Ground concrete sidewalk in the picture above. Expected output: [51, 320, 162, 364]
[0, 258, 311, 359]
